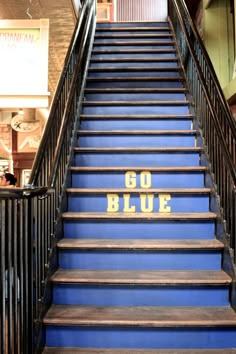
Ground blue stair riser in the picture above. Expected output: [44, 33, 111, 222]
[74, 152, 200, 167]
[91, 53, 178, 59]
[93, 45, 175, 51]
[84, 92, 186, 100]
[86, 80, 184, 88]
[53, 285, 229, 306]
[58, 250, 221, 270]
[71, 171, 204, 188]
[64, 220, 215, 239]
[67, 194, 209, 213]
[80, 119, 192, 130]
[78, 135, 195, 148]
[88, 71, 181, 78]
[46, 326, 236, 348]
[82, 105, 189, 115]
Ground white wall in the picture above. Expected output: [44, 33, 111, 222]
[115, 0, 168, 21]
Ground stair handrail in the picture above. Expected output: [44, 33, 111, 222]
[172, 0, 236, 136]
[20, 0, 96, 351]
[170, 0, 236, 179]
[46, 0, 96, 221]
[170, 0, 236, 155]
[29, 0, 96, 188]
[48, 2, 96, 189]
[168, 0, 236, 262]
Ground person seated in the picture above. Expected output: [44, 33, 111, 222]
[0, 173, 17, 187]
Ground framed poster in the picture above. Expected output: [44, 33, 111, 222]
[0, 19, 50, 108]
[21, 169, 31, 187]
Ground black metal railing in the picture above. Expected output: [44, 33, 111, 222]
[2, 0, 236, 352]
[0, 186, 48, 354]
[0, 0, 96, 352]
[31, 0, 96, 350]
[168, 0, 236, 262]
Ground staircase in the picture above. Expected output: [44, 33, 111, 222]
[42, 20, 236, 353]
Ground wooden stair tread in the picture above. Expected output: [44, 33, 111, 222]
[85, 87, 186, 92]
[98, 21, 169, 23]
[80, 114, 193, 119]
[43, 305, 236, 326]
[57, 238, 223, 250]
[105, 21, 169, 23]
[88, 66, 181, 71]
[43, 348, 236, 354]
[90, 58, 178, 62]
[94, 40, 176, 45]
[74, 147, 202, 152]
[57, 237, 223, 248]
[78, 130, 195, 135]
[96, 27, 171, 32]
[87, 77, 185, 82]
[95, 34, 174, 38]
[82, 101, 188, 106]
[62, 212, 217, 220]
[96, 27, 171, 31]
[70, 166, 207, 172]
[92, 49, 177, 53]
[66, 188, 211, 194]
[51, 269, 231, 285]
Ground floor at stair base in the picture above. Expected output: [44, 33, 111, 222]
[45, 326, 236, 348]
[78, 136, 195, 148]
[74, 152, 200, 167]
[63, 220, 215, 239]
[71, 172, 204, 188]
[58, 250, 221, 270]
[67, 194, 209, 213]
[80, 118, 192, 130]
[53, 284, 229, 306]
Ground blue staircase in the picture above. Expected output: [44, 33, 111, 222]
[42, 20, 236, 353]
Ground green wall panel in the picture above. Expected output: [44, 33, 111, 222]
[203, 0, 234, 88]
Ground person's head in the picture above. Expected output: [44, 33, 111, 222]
[0, 173, 17, 187]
